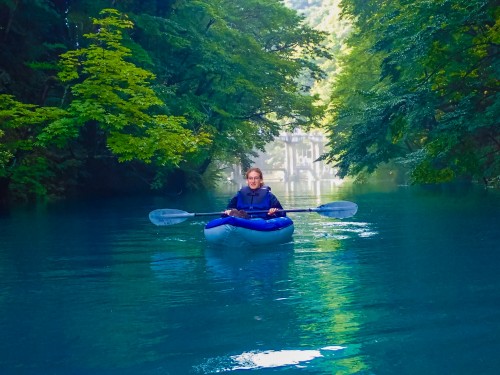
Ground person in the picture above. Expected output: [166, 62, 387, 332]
[223, 167, 285, 219]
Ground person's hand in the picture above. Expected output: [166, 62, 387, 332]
[268, 207, 279, 216]
[223, 210, 232, 216]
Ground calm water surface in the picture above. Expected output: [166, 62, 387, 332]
[1, 182, 499, 374]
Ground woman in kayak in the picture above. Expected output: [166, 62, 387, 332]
[224, 167, 285, 219]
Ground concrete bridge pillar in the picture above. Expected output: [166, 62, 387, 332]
[283, 134, 299, 181]
[310, 133, 324, 179]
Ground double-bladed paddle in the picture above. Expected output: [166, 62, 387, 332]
[149, 201, 358, 226]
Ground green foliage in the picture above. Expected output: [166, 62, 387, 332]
[1, 1, 327, 200]
[107, 115, 211, 165]
[0, 95, 38, 168]
[129, 0, 327, 175]
[0, 94, 66, 169]
[285, 0, 351, 103]
[8, 156, 54, 199]
[39, 9, 209, 166]
[0, 94, 68, 199]
[1, 7, 213, 200]
[324, 0, 499, 185]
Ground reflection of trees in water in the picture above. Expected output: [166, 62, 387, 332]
[204, 244, 294, 302]
[149, 187, 368, 373]
[286, 232, 368, 373]
[199, 238, 368, 373]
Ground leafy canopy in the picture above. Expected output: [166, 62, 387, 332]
[323, 0, 499, 184]
[39, 8, 210, 166]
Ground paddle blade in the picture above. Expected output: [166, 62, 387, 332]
[149, 209, 194, 226]
[316, 201, 358, 218]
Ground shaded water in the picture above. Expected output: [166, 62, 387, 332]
[1, 182, 499, 374]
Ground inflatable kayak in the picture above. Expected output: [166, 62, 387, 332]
[204, 216, 294, 246]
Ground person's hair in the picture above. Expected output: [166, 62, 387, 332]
[245, 167, 264, 187]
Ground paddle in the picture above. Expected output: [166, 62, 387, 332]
[149, 201, 358, 226]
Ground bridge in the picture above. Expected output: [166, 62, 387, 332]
[227, 130, 338, 182]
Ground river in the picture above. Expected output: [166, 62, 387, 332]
[1, 181, 499, 374]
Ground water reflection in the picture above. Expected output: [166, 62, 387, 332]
[2, 184, 498, 374]
[195, 344, 367, 373]
[204, 243, 294, 301]
[204, 243, 293, 274]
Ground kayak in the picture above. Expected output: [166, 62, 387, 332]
[204, 216, 294, 246]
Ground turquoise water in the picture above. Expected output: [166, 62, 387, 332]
[1, 182, 499, 374]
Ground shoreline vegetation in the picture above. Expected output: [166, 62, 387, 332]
[1, 1, 498, 204]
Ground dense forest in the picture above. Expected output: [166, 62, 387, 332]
[323, 0, 499, 185]
[0, 0, 498, 202]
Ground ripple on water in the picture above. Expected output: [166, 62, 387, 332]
[308, 220, 378, 240]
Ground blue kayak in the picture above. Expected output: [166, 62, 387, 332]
[204, 216, 294, 246]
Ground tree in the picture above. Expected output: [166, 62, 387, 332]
[0, 94, 67, 200]
[41, 9, 209, 165]
[323, 0, 499, 184]
[0, 8, 209, 200]
[128, 0, 327, 177]
[1, 0, 328, 200]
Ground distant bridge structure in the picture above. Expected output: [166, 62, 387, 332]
[277, 131, 334, 181]
[227, 130, 338, 182]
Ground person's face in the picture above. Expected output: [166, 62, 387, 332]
[246, 172, 262, 189]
